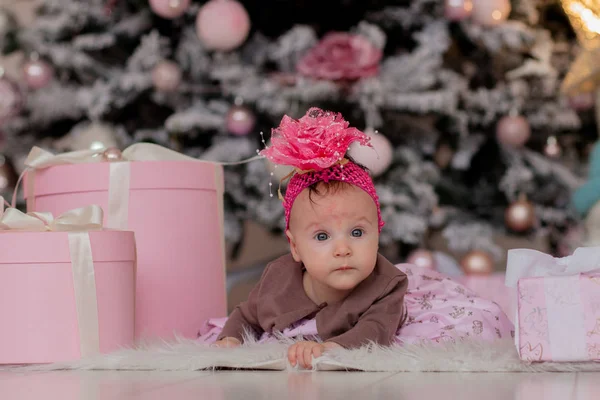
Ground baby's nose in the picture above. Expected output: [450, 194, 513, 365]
[334, 241, 351, 257]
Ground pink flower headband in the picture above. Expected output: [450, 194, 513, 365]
[260, 107, 384, 232]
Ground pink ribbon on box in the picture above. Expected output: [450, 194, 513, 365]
[506, 247, 600, 361]
[0, 199, 104, 358]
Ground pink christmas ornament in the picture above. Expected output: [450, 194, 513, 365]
[102, 147, 123, 162]
[149, 0, 190, 19]
[496, 115, 531, 148]
[152, 60, 182, 92]
[460, 250, 494, 275]
[471, 0, 511, 26]
[0, 75, 23, 122]
[22, 58, 54, 89]
[196, 0, 250, 52]
[226, 105, 256, 136]
[445, 0, 473, 21]
[348, 128, 393, 177]
[544, 136, 561, 158]
[407, 249, 436, 269]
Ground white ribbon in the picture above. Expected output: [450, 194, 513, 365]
[506, 247, 600, 361]
[107, 163, 130, 230]
[0, 201, 104, 357]
[22, 142, 261, 170]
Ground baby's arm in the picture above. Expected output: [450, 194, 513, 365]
[327, 274, 408, 348]
[214, 264, 273, 346]
[215, 300, 260, 345]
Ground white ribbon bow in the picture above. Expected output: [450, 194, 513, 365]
[0, 199, 105, 357]
[22, 142, 263, 172]
[505, 247, 600, 288]
[0, 201, 103, 232]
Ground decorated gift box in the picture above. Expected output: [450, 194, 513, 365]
[20, 143, 228, 341]
[505, 247, 600, 362]
[0, 202, 135, 364]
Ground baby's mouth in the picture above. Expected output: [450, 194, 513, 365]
[335, 266, 353, 271]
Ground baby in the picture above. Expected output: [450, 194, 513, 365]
[213, 108, 408, 368]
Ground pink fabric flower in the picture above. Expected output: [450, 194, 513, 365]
[260, 107, 371, 171]
[297, 33, 382, 81]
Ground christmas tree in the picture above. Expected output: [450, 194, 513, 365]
[0, 0, 597, 266]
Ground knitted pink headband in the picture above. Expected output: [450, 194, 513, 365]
[260, 107, 384, 232]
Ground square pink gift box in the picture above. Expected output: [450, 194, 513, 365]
[0, 206, 136, 364]
[506, 247, 600, 362]
[21, 144, 228, 341]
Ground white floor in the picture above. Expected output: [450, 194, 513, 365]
[0, 370, 598, 399]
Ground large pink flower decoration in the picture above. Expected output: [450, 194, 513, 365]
[260, 107, 371, 171]
[297, 33, 382, 81]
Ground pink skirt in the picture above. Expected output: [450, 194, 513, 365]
[198, 264, 515, 345]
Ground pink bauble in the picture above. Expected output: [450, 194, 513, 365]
[471, 0, 511, 26]
[568, 92, 595, 111]
[226, 105, 256, 136]
[149, 0, 190, 19]
[496, 115, 531, 148]
[196, 0, 250, 51]
[348, 128, 393, 177]
[460, 250, 494, 275]
[102, 147, 123, 162]
[152, 60, 182, 92]
[445, 0, 473, 21]
[544, 136, 561, 158]
[0, 76, 23, 121]
[407, 249, 436, 269]
[22, 58, 54, 89]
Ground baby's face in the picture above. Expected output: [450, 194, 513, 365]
[286, 183, 379, 293]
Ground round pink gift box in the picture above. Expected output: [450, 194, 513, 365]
[24, 160, 227, 341]
[0, 230, 135, 364]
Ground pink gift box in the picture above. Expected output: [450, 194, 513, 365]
[24, 160, 227, 341]
[0, 230, 135, 364]
[516, 273, 600, 362]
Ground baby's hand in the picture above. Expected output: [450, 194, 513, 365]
[212, 337, 241, 348]
[287, 341, 341, 369]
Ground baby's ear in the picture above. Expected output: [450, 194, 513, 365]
[286, 230, 301, 262]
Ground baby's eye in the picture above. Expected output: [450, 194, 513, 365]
[315, 232, 329, 241]
[351, 229, 364, 237]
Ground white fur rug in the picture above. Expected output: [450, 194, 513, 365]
[10, 338, 600, 373]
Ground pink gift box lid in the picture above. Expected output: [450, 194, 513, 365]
[24, 160, 222, 197]
[0, 230, 135, 264]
